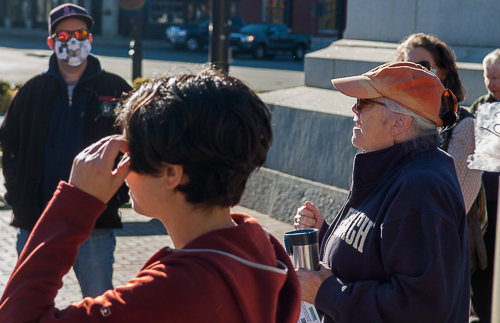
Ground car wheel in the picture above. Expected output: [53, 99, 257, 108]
[293, 45, 306, 60]
[186, 37, 201, 51]
[253, 44, 266, 59]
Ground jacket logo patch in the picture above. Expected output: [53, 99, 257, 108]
[333, 208, 374, 253]
[100, 306, 111, 317]
[99, 100, 114, 118]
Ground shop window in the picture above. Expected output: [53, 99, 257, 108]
[314, 0, 346, 37]
[150, 0, 185, 24]
[35, 0, 51, 24]
[149, 0, 210, 25]
[264, 0, 290, 25]
[4, 0, 20, 25]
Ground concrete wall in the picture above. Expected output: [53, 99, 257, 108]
[260, 86, 360, 191]
[343, 0, 500, 47]
[304, 40, 395, 90]
[242, 86, 358, 221]
[240, 167, 349, 224]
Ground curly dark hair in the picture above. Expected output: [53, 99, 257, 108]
[395, 33, 465, 103]
[117, 68, 272, 208]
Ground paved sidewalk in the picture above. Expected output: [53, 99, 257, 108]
[0, 204, 293, 308]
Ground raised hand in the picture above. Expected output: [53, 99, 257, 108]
[293, 201, 325, 230]
[69, 135, 131, 203]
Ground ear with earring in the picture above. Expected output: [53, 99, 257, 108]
[392, 115, 412, 145]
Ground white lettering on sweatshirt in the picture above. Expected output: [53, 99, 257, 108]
[333, 208, 374, 253]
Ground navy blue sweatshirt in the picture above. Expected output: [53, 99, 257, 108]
[316, 137, 470, 323]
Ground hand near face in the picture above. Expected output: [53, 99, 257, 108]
[294, 201, 325, 230]
[296, 263, 334, 304]
[69, 135, 131, 203]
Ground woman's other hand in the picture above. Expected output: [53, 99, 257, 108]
[296, 262, 333, 304]
[294, 201, 325, 230]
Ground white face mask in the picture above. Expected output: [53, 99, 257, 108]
[54, 38, 91, 66]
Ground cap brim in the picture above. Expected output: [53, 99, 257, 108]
[331, 75, 381, 99]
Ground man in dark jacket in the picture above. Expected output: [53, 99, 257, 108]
[0, 3, 131, 297]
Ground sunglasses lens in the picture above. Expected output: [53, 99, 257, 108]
[74, 29, 89, 41]
[54, 30, 89, 42]
[355, 99, 362, 113]
[416, 60, 431, 71]
[56, 31, 71, 42]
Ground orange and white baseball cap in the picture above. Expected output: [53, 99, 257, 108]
[331, 62, 445, 126]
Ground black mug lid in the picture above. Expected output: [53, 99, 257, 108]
[283, 229, 318, 254]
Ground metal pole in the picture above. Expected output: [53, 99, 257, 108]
[129, 9, 143, 81]
[209, 0, 230, 72]
[491, 178, 500, 322]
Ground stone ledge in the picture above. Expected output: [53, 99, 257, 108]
[240, 167, 349, 225]
[304, 39, 491, 107]
[258, 87, 360, 191]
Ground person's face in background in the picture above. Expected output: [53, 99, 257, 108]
[49, 18, 92, 67]
[484, 63, 500, 100]
[404, 47, 446, 82]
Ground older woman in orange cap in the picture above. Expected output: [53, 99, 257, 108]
[294, 62, 469, 323]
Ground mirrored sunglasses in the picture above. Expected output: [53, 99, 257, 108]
[52, 29, 90, 42]
[355, 98, 386, 113]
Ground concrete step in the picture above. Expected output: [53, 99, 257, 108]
[304, 39, 494, 107]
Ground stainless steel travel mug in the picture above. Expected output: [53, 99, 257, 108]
[284, 229, 320, 270]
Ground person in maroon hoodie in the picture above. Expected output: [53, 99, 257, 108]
[0, 69, 301, 323]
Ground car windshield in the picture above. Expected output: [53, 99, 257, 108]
[240, 24, 268, 33]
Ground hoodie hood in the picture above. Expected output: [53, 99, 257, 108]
[144, 213, 301, 323]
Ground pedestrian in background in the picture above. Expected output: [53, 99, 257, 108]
[396, 33, 486, 321]
[0, 3, 131, 297]
[396, 33, 483, 219]
[294, 62, 470, 323]
[0, 69, 301, 322]
[469, 48, 500, 323]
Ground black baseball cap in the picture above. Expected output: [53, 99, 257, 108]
[48, 3, 94, 35]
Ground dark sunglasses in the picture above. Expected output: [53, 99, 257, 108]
[355, 98, 386, 113]
[416, 60, 431, 71]
[51, 29, 90, 42]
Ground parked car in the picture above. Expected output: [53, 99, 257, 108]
[230, 23, 312, 60]
[166, 17, 245, 51]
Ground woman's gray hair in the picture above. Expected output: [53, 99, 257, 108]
[483, 49, 500, 69]
[381, 97, 440, 152]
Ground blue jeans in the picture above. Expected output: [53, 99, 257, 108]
[17, 228, 116, 298]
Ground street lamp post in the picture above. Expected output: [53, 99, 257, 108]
[209, 0, 231, 72]
[128, 9, 143, 80]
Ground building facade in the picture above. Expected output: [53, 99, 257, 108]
[1, 0, 346, 43]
